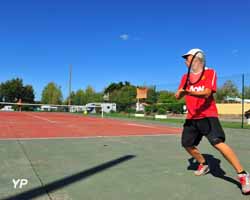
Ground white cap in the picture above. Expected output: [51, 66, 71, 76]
[182, 48, 204, 58]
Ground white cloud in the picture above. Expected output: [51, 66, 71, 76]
[232, 49, 239, 56]
[120, 34, 129, 41]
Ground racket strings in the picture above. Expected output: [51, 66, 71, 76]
[183, 51, 206, 89]
[188, 68, 205, 85]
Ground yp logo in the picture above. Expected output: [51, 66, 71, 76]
[12, 179, 29, 189]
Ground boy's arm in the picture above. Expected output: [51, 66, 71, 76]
[176, 69, 216, 99]
[185, 88, 212, 99]
[175, 89, 187, 99]
[186, 69, 216, 98]
[175, 75, 187, 99]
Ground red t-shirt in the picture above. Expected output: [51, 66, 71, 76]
[178, 68, 218, 119]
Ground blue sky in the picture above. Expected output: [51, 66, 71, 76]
[0, 0, 250, 100]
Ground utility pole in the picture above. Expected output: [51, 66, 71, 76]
[68, 64, 72, 106]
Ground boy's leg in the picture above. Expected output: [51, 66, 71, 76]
[182, 119, 210, 176]
[214, 142, 250, 194]
[185, 146, 206, 164]
[203, 118, 244, 173]
[204, 118, 250, 194]
[185, 146, 210, 176]
[214, 142, 243, 173]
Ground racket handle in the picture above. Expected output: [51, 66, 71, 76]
[182, 84, 187, 90]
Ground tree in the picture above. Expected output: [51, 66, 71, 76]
[85, 85, 96, 103]
[64, 91, 76, 105]
[104, 82, 125, 94]
[91, 92, 103, 103]
[145, 86, 158, 104]
[215, 80, 239, 102]
[109, 85, 136, 112]
[73, 89, 85, 105]
[157, 90, 176, 103]
[41, 82, 63, 104]
[0, 78, 35, 103]
[243, 86, 250, 99]
[65, 86, 103, 105]
[22, 85, 35, 103]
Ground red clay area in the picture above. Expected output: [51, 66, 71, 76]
[0, 112, 181, 139]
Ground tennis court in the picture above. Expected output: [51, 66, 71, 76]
[0, 111, 250, 200]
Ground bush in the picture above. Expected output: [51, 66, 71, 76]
[157, 108, 166, 115]
[145, 103, 185, 115]
[145, 105, 158, 115]
[135, 110, 144, 114]
[156, 104, 167, 115]
[169, 103, 185, 114]
[126, 108, 136, 113]
[156, 103, 185, 114]
[144, 106, 151, 115]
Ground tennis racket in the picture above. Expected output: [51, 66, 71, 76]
[183, 51, 206, 90]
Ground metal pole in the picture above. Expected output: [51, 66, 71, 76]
[241, 74, 245, 128]
[68, 64, 72, 106]
[101, 106, 104, 118]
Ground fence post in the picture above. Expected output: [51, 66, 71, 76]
[241, 74, 245, 128]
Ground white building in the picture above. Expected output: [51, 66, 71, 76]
[225, 96, 250, 103]
[0, 105, 14, 111]
[41, 105, 58, 112]
[86, 103, 116, 113]
[69, 105, 86, 113]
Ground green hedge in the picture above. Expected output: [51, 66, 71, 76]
[145, 103, 185, 115]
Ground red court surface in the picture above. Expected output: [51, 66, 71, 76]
[0, 112, 181, 139]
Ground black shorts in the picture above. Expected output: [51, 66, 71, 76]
[181, 117, 225, 147]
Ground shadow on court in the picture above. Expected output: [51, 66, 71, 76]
[187, 154, 241, 189]
[2, 155, 136, 200]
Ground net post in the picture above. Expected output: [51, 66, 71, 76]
[17, 98, 22, 112]
[101, 105, 104, 118]
[241, 74, 245, 128]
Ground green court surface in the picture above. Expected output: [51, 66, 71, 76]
[1, 128, 250, 200]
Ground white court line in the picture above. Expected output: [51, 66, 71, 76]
[0, 134, 179, 141]
[126, 123, 158, 128]
[23, 113, 57, 124]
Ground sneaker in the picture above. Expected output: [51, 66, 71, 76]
[194, 164, 210, 176]
[238, 173, 250, 194]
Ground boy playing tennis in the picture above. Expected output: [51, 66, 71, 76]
[175, 48, 250, 194]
